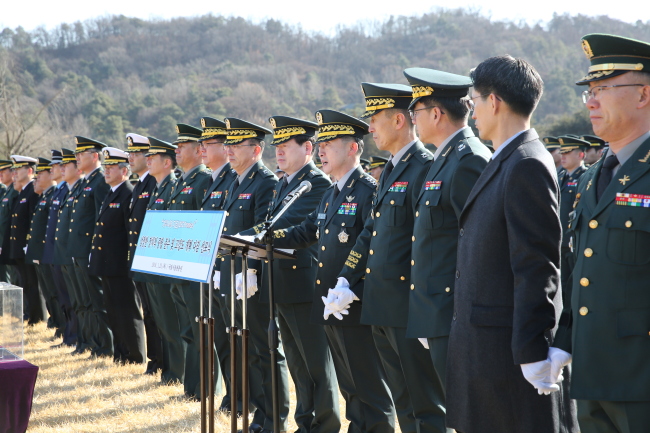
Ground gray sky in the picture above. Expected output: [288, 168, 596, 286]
[2, 0, 645, 35]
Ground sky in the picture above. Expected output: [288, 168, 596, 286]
[1, 0, 647, 35]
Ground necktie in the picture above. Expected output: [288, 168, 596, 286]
[279, 177, 289, 196]
[596, 154, 618, 202]
[231, 178, 240, 194]
[383, 160, 394, 181]
[331, 184, 340, 201]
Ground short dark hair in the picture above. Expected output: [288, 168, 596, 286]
[630, 71, 650, 85]
[470, 55, 544, 117]
[340, 136, 364, 155]
[419, 95, 470, 123]
[384, 108, 413, 127]
[161, 154, 177, 169]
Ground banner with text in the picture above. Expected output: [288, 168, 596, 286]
[131, 210, 225, 283]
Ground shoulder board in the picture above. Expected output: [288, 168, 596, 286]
[456, 137, 489, 158]
[357, 173, 378, 189]
[308, 168, 325, 178]
[199, 168, 211, 176]
[258, 166, 274, 178]
[413, 148, 434, 164]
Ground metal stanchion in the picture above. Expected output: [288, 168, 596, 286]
[240, 248, 250, 433]
[199, 282, 206, 433]
[229, 247, 238, 433]
[208, 271, 215, 433]
[264, 229, 281, 433]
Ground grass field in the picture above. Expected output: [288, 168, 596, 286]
[24, 322, 352, 433]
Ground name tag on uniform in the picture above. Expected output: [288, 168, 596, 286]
[337, 203, 357, 215]
[180, 187, 193, 195]
[210, 191, 222, 199]
[20, 198, 27, 203]
[139, 192, 150, 199]
[84, 187, 92, 191]
[155, 198, 165, 204]
[239, 193, 252, 200]
[615, 193, 650, 208]
[388, 182, 408, 193]
[424, 181, 442, 191]
[317, 213, 326, 219]
[567, 181, 577, 187]
[52, 200, 60, 205]
[109, 203, 120, 209]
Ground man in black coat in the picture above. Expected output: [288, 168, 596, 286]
[445, 55, 577, 433]
[9, 155, 46, 324]
[89, 147, 145, 364]
[0, 160, 17, 283]
[126, 133, 163, 374]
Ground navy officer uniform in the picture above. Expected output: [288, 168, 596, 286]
[0, 160, 18, 278]
[272, 110, 396, 433]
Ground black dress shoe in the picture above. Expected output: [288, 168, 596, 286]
[144, 368, 158, 375]
[238, 423, 264, 433]
[70, 347, 86, 355]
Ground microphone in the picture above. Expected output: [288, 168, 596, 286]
[256, 181, 313, 243]
[282, 180, 312, 205]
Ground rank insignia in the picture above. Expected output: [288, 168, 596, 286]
[155, 198, 165, 204]
[39, 200, 47, 206]
[619, 175, 630, 185]
[567, 181, 578, 187]
[346, 195, 355, 202]
[338, 228, 349, 243]
[20, 198, 27, 203]
[67, 197, 74, 202]
[337, 203, 357, 215]
[388, 182, 408, 192]
[615, 192, 650, 207]
[109, 203, 120, 209]
[425, 181, 442, 191]
[210, 191, 223, 199]
[239, 193, 252, 200]
[84, 187, 92, 191]
[180, 186, 193, 195]
[573, 193, 581, 209]
[586, 179, 593, 190]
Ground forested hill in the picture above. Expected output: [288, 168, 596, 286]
[1, 10, 649, 159]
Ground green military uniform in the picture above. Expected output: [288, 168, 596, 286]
[53, 149, 88, 354]
[219, 117, 288, 432]
[553, 33, 650, 433]
[26, 158, 66, 334]
[543, 136, 565, 180]
[557, 136, 588, 304]
[68, 136, 111, 357]
[240, 116, 339, 433]
[273, 110, 396, 433]
[165, 124, 214, 399]
[338, 82, 444, 433]
[138, 137, 186, 384]
[198, 116, 238, 411]
[581, 134, 607, 167]
[0, 160, 17, 283]
[0, 172, 9, 283]
[405, 68, 492, 408]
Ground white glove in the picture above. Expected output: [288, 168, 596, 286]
[548, 347, 572, 384]
[418, 338, 430, 349]
[233, 233, 255, 243]
[322, 288, 350, 320]
[235, 269, 258, 300]
[212, 270, 220, 290]
[330, 277, 359, 309]
[23, 246, 27, 254]
[521, 359, 560, 395]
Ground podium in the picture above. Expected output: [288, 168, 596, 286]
[205, 235, 294, 433]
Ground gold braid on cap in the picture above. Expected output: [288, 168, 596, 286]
[273, 127, 307, 139]
[365, 98, 396, 111]
[411, 86, 434, 98]
[317, 124, 355, 138]
[201, 127, 228, 138]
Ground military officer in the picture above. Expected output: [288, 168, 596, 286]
[272, 109, 396, 433]
[239, 115, 339, 433]
[581, 134, 607, 166]
[9, 155, 46, 324]
[198, 116, 238, 411]
[167, 123, 213, 400]
[53, 149, 87, 353]
[43, 150, 77, 347]
[368, 155, 388, 181]
[25, 157, 65, 335]
[0, 160, 18, 283]
[557, 135, 588, 299]
[139, 137, 186, 384]
[404, 68, 491, 407]
[552, 33, 650, 432]
[126, 133, 163, 374]
[69, 136, 111, 357]
[543, 136, 565, 179]
[360, 158, 371, 172]
[219, 117, 287, 432]
[88, 147, 145, 364]
[334, 82, 437, 433]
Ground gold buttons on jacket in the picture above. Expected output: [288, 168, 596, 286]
[390, 200, 394, 205]
[445, 287, 450, 292]
[580, 278, 590, 287]
[412, 236, 415, 242]
[369, 250, 374, 255]
[415, 211, 419, 217]
[579, 307, 589, 316]
[226, 212, 230, 216]
[410, 284, 414, 290]
[400, 276, 405, 281]
[223, 227, 227, 231]
[292, 265, 297, 269]
[316, 279, 321, 285]
[366, 268, 371, 273]
[425, 200, 430, 205]
[321, 246, 326, 251]
[319, 263, 323, 268]
[584, 248, 593, 258]
[411, 260, 415, 266]
[589, 220, 598, 229]
[325, 229, 329, 234]
[376, 212, 380, 217]
[372, 231, 377, 236]
[625, 220, 633, 228]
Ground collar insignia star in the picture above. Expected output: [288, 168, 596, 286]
[619, 175, 630, 185]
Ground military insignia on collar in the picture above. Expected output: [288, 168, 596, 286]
[338, 228, 349, 243]
[458, 143, 466, 151]
[582, 40, 594, 59]
[346, 195, 355, 202]
[586, 179, 593, 190]
[619, 175, 630, 185]
[421, 152, 428, 158]
[573, 193, 581, 209]
[639, 150, 650, 163]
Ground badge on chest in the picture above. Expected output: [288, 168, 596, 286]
[388, 182, 408, 193]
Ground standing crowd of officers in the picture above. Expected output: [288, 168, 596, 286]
[1, 31, 649, 433]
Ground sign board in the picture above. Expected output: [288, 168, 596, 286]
[131, 210, 225, 283]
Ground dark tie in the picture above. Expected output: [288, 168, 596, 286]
[279, 177, 289, 196]
[331, 184, 340, 202]
[383, 160, 394, 181]
[596, 154, 618, 202]
[231, 178, 240, 194]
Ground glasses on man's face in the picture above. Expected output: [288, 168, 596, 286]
[581, 84, 645, 104]
[409, 106, 444, 119]
[200, 140, 225, 148]
[468, 93, 502, 112]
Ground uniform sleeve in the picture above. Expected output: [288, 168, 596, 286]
[94, 179, 110, 220]
[273, 208, 319, 249]
[505, 157, 561, 364]
[450, 154, 489, 217]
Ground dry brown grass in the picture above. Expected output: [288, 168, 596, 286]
[25, 322, 353, 433]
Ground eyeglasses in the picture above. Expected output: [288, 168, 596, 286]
[581, 84, 645, 104]
[468, 93, 502, 111]
[409, 106, 444, 119]
[200, 140, 225, 148]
